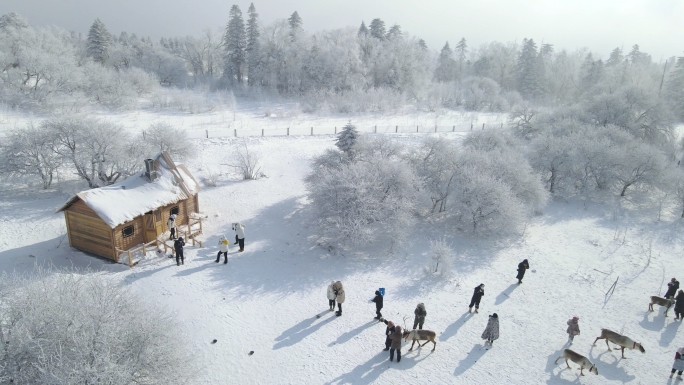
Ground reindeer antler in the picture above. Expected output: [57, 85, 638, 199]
[402, 315, 409, 330]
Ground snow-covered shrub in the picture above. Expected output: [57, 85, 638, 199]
[335, 122, 359, 156]
[144, 122, 196, 160]
[461, 76, 501, 111]
[508, 103, 541, 139]
[122, 66, 159, 96]
[0, 270, 195, 385]
[306, 149, 419, 245]
[408, 136, 460, 213]
[426, 238, 453, 277]
[0, 122, 61, 189]
[82, 62, 138, 109]
[229, 139, 264, 180]
[462, 128, 521, 153]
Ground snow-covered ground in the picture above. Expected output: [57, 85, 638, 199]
[2, 104, 684, 384]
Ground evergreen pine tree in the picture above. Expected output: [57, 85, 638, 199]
[579, 53, 604, 91]
[246, 3, 261, 86]
[606, 47, 624, 67]
[666, 57, 684, 120]
[386, 24, 402, 40]
[455, 38, 468, 79]
[434, 42, 456, 82]
[358, 21, 368, 37]
[369, 19, 386, 40]
[223, 5, 246, 84]
[335, 122, 359, 155]
[516, 38, 541, 100]
[288, 11, 303, 40]
[417, 39, 427, 51]
[87, 18, 112, 65]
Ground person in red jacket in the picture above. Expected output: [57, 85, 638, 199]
[670, 348, 684, 379]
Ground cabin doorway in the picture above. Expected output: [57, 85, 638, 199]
[144, 210, 163, 242]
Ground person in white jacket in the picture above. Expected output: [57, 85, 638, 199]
[327, 281, 337, 311]
[216, 235, 229, 264]
[232, 222, 246, 252]
[167, 214, 177, 240]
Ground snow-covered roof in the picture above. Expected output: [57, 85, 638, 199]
[56, 152, 200, 228]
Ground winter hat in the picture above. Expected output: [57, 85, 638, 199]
[479, 283, 485, 287]
[678, 347, 684, 355]
[375, 290, 381, 296]
[491, 313, 498, 318]
[572, 316, 579, 321]
[387, 321, 394, 327]
[170, 214, 177, 219]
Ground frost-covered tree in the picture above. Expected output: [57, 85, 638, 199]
[358, 21, 368, 36]
[434, 42, 455, 83]
[517, 38, 541, 99]
[0, 123, 61, 189]
[87, 18, 112, 64]
[461, 76, 502, 111]
[144, 122, 196, 160]
[369, 18, 386, 40]
[508, 103, 540, 139]
[606, 47, 624, 67]
[666, 57, 684, 121]
[288, 11, 303, 39]
[0, 12, 28, 30]
[409, 136, 460, 213]
[427, 238, 453, 276]
[335, 122, 359, 155]
[386, 24, 402, 40]
[223, 5, 246, 84]
[455, 37, 467, 78]
[0, 270, 195, 384]
[246, 3, 261, 86]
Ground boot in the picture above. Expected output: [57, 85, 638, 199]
[239, 249, 244, 252]
[671, 373, 675, 378]
[475, 308, 479, 313]
[468, 307, 472, 313]
[182, 260, 184, 265]
[215, 258, 219, 263]
[224, 259, 228, 264]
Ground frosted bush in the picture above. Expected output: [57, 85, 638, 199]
[426, 238, 453, 277]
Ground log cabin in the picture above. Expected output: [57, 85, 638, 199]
[56, 152, 201, 263]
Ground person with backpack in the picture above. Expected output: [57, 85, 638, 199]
[413, 303, 427, 329]
[666, 278, 680, 299]
[517, 259, 529, 284]
[371, 290, 383, 320]
[566, 316, 580, 344]
[216, 235, 229, 264]
[469, 284, 485, 313]
[174, 236, 185, 266]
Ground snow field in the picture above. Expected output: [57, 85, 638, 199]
[1, 133, 683, 384]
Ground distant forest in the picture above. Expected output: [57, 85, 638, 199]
[0, 6, 682, 119]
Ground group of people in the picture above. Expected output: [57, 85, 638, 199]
[166, 217, 247, 267]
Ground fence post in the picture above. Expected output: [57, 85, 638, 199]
[470, 122, 473, 131]
[205, 130, 208, 139]
[416, 125, 419, 133]
[262, 128, 264, 137]
[234, 128, 237, 137]
[395, 125, 398, 133]
[334, 126, 337, 134]
[482, 123, 485, 130]
[374, 125, 377, 133]
[311, 127, 313, 136]
[452, 125, 455, 132]
[501, 122, 503, 128]
[287, 127, 289, 136]
[435, 125, 437, 133]
[142, 131, 146, 140]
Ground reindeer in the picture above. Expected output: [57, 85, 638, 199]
[554, 349, 598, 376]
[400, 315, 437, 352]
[593, 329, 645, 358]
[649, 296, 675, 317]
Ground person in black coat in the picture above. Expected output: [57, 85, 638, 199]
[174, 237, 185, 266]
[675, 290, 684, 321]
[371, 290, 383, 319]
[666, 278, 680, 299]
[517, 259, 529, 284]
[382, 319, 395, 350]
[413, 303, 427, 330]
[469, 284, 485, 313]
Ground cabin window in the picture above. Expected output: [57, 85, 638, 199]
[170, 206, 179, 216]
[154, 210, 162, 222]
[122, 225, 135, 238]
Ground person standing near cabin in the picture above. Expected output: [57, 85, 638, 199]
[517, 259, 529, 284]
[413, 303, 427, 329]
[389, 325, 403, 362]
[469, 284, 485, 313]
[481, 313, 499, 345]
[174, 236, 185, 266]
[216, 235, 229, 264]
[566, 316, 580, 344]
[371, 290, 383, 320]
[675, 290, 684, 321]
[671, 347, 684, 379]
[333, 281, 345, 316]
[666, 278, 680, 299]
[382, 319, 395, 351]
[233, 222, 246, 252]
[327, 281, 337, 311]
[167, 214, 177, 240]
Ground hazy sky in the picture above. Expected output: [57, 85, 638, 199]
[2, 0, 682, 59]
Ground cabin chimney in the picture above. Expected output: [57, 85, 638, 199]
[144, 159, 158, 182]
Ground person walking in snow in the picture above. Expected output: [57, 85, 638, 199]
[382, 320, 395, 351]
[566, 316, 580, 344]
[517, 259, 529, 284]
[174, 236, 185, 266]
[666, 278, 680, 299]
[232, 222, 246, 252]
[216, 235, 229, 264]
[372, 290, 383, 320]
[389, 325, 403, 362]
[167, 214, 177, 240]
[469, 284, 485, 313]
[413, 303, 427, 330]
[481, 313, 499, 345]
[327, 281, 337, 311]
[671, 348, 684, 379]
[333, 281, 345, 316]
[675, 290, 684, 321]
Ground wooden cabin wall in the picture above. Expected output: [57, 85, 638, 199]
[113, 216, 145, 252]
[64, 201, 116, 260]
